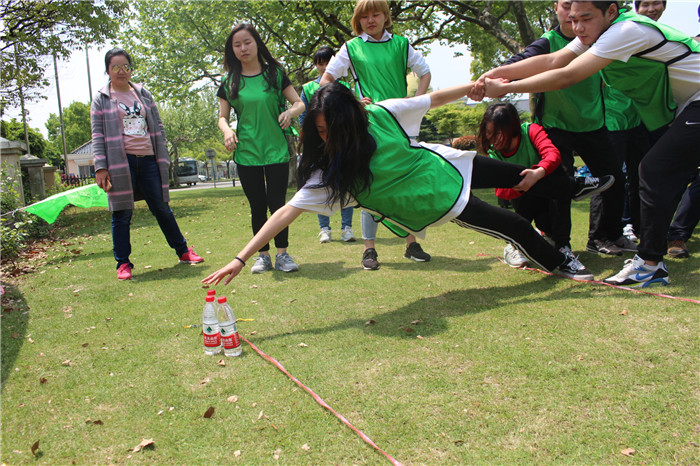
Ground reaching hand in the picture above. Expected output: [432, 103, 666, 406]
[223, 129, 238, 152]
[278, 110, 292, 129]
[513, 167, 546, 192]
[360, 97, 373, 107]
[484, 77, 511, 99]
[202, 259, 244, 286]
[467, 76, 486, 102]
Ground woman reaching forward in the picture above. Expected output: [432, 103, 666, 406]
[203, 82, 594, 286]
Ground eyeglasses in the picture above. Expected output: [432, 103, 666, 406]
[110, 64, 134, 73]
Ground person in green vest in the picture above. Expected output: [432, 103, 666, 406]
[202, 82, 596, 287]
[217, 23, 305, 275]
[479, 102, 613, 273]
[319, 0, 432, 271]
[474, 1, 700, 287]
[300, 46, 356, 244]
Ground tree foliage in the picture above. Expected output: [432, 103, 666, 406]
[1, 0, 128, 114]
[120, 1, 558, 103]
[1, 118, 47, 158]
[45, 101, 92, 154]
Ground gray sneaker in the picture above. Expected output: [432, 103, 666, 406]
[504, 244, 529, 268]
[250, 254, 273, 274]
[275, 252, 299, 272]
[586, 238, 623, 256]
[614, 235, 638, 252]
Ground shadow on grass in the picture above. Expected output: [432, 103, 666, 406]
[1, 285, 28, 388]
[251, 277, 614, 344]
[127, 262, 207, 282]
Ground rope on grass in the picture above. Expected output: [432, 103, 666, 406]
[477, 253, 700, 304]
[240, 336, 403, 466]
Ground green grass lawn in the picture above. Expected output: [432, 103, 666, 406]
[2, 186, 698, 464]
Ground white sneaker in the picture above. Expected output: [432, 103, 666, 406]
[318, 227, 332, 243]
[340, 226, 356, 242]
[504, 244, 529, 268]
[603, 254, 669, 287]
[623, 224, 638, 243]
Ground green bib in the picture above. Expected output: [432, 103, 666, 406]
[536, 30, 604, 132]
[302, 79, 351, 103]
[223, 68, 289, 166]
[351, 104, 464, 236]
[487, 124, 541, 167]
[603, 86, 641, 132]
[601, 10, 700, 131]
[346, 35, 409, 102]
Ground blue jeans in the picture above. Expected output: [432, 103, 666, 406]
[318, 207, 354, 230]
[112, 154, 188, 268]
[361, 210, 379, 240]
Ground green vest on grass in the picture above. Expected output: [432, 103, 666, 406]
[488, 123, 540, 167]
[536, 30, 604, 132]
[223, 67, 289, 166]
[346, 35, 409, 102]
[601, 10, 700, 131]
[350, 104, 464, 237]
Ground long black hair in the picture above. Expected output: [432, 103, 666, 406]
[297, 82, 376, 208]
[223, 23, 283, 100]
[477, 102, 521, 154]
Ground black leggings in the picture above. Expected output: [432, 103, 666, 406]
[451, 156, 567, 272]
[237, 162, 290, 252]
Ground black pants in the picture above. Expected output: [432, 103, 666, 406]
[606, 124, 651, 233]
[638, 102, 700, 261]
[452, 156, 568, 272]
[237, 162, 290, 252]
[546, 127, 625, 242]
[667, 172, 700, 242]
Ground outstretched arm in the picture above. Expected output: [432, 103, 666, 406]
[428, 82, 475, 109]
[319, 72, 336, 87]
[485, 51, 612, 98]
[202, 204, 304, 285]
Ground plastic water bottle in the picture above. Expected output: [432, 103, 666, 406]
[202, 295, 221, 355]
[217, 296, 242, 357]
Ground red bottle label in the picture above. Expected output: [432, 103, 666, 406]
[221, 332, 241, 349]
[203, 330, 220, 347]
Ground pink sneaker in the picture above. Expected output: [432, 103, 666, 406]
[179, 246, 204, 264]
[117, 263, 132, 280]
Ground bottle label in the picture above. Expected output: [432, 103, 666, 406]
[220, 327, 241, 349]
[203, 327, 220, 347]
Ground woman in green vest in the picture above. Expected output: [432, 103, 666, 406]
[203, 83, 594, 287]
[217, 23, 305, 274]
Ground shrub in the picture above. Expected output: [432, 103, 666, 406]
[452, 135, 477, 151]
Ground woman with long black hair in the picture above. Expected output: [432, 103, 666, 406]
[204, 82, 596, 286]
[217, 23, 305, 274]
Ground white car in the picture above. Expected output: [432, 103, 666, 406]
[198, 175, 207, 182]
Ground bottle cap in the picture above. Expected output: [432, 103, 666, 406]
[207, 290, 216, 296]
[217, 296, 227, 304]
[205, 296, 215, 302]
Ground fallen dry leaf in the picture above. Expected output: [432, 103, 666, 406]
[273, 448, 282, 460]
[365, 320, 376, 326]
[417, 335, 425, 339]
[200, 378, 210, 385]
[144, 265, 152, 269]
[620, 309, 628, 315]
[157, 410, 164, 415]
[82, 343, 89, 347]
[227, 395, 239, 403]
[621, 448, 635, 456]
[410, 319, 422, 325]
[203, 406, 215, 418]
[301, 444, 311, 451]
[298, 342, 308, 347]
[234, 450, 241, 457]
[250, 330, 258, 335]
[40, 377, 47, 384]
[217, 359, 226, 366]
[12, 332, 19, 339]
[31, 440, 40, 456]
[62, 359, 71, 366]
[132, 438, 154, 453]
[257, 410, 264, 420]
[404, 327, 415, 333]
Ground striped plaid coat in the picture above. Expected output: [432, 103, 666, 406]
[91, 82, 171, 211]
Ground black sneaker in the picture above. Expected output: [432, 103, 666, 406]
[613, 235, 638, 252]
[572, 175, 615, 201]
[586, 238, 623, 256]
[361, 248, 380, 270]
[557, 247, 594, 281]
[404, 242, 431, 262]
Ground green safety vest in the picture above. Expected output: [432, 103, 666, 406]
[603, 85, 641, 132]
[346, 35, 409, 102]
[536, 30, 605, 132]
[302, 79, 351, 103]
[601, 10, 700, 131]
[487, 123, 540, 167]
[350, 104, 464, 237]
[223, 68, 289, 166]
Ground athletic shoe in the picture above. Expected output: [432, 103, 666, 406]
[340, 226, 356, 242]
[275, 252, 299, 272]
[603, 255, 669, 287]
[117, 263, 132, 280]
[572, 175, 615, 201]
[404, 242, 431, 262]
[504, 244, 529, 268]
[250, 254, 273, 274]
[179, 246, 204, 264]
[586, 238, 623, 256]
[614, 235, 638, 252]
[557, 247, 594, 281]
[667, 240, 690, 258]
[362, 248, 380, 270]
[318, 227, 332, 243]
[623, 223, 638, 243]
